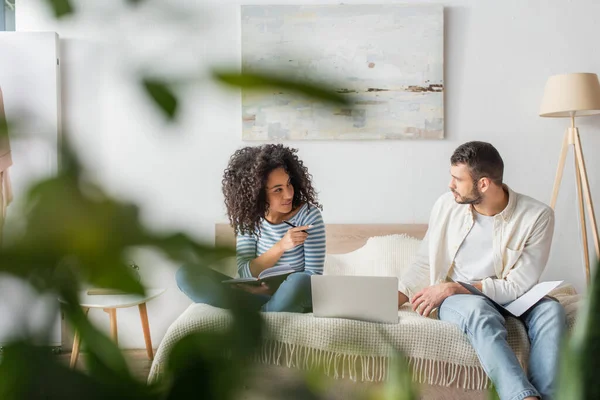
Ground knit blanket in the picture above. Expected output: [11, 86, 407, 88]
[147, 285, 579, 390]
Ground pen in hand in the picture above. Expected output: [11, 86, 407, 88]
[283, 220, 309, 234]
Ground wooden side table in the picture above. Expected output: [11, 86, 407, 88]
[66, 288, 166, 368]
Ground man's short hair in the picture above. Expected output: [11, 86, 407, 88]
[450, 141, 504, 186]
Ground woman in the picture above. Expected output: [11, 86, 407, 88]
[176, 144, 325, 313]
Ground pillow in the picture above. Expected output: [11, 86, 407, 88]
[216, 234, 422, 279]
[324, 234, 421, 277]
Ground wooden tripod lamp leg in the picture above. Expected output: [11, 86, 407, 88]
[573, 130, 600, 283]
[550, 129, 570, 209]
[574, 151, 590, 283]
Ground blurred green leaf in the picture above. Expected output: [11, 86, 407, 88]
[487, 384, 501, 400]
[44, 0, 74, 18]
[557, 345, 583, 400]
[557, 261, 600, 399]
[149, 233, 234, 267]
[164, 332, 243, 400]
[0, 172, 146, 294]
[0, 339, 161, 399]
[228, 299, 264, 361]
[142, 79, 179, 120]
[0, 341, 107, 400]
[126, 0, 145, 5]
[57, 132, 83, 181]
[368, 328, 418, 400]
[0, 132, 260, 397]
[0, 136, 235, 295]
[377, 352, 418, 400]
[213, 70, 351, 106]
[580, 263, 600, 400]
[0, 340, 158, 400]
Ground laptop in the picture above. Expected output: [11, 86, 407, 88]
[311, 275, 399, 324]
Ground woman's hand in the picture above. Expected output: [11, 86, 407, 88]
[235, 282, 274, 296]
[277, 225, 311, 251]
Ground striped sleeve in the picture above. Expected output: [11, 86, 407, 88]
[236, 233, 257, 278]
[301, 207, 326, 275]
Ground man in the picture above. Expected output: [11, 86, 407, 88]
[398, 141, 566, 400]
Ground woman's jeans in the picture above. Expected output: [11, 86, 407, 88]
[176, 265, 313, 313]
[439, 294, 566, 400]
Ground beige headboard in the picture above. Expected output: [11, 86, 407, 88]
[215, 224, 428, 254]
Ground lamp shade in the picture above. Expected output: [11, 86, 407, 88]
[539, 73, 600, 117]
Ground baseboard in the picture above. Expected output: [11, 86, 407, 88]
[0, 345, 62, 355]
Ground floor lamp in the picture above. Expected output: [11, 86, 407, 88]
[540, 72, 600, 284]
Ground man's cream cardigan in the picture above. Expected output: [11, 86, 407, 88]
[398, 186, 555, 305]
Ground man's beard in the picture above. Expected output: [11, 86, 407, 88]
[452, 185, 483, 205]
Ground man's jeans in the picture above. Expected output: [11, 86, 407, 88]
[176, 265, 313, 313]
[439, 294, 566, 400]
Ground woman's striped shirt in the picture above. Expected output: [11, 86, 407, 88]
[236, 204, 326, 278]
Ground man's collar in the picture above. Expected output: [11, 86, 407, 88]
[463, 184, 516, 221]
[498, 184, 516, 221]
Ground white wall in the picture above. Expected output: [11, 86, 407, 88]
[15, 0, 600, 348]
[0, 32, 61, 346]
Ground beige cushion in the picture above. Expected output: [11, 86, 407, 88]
[213, 234, 422, 279]
[324, 234, 421, 277]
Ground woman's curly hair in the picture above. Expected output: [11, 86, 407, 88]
[222, 144, 321, 236]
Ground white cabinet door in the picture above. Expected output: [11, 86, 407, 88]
[0, 32, 61, 347]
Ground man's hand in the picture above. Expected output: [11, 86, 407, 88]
[411, 283, 459, 317]
[235, 282, 273, 296]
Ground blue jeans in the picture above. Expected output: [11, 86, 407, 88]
[176, 265, 313, 313]
[439, 294, 566, 400]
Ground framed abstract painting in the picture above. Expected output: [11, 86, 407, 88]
[241, 4, 444, 140]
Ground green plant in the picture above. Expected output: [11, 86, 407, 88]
[556, 260, 600, 400]
[1, 1, 597, 400]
